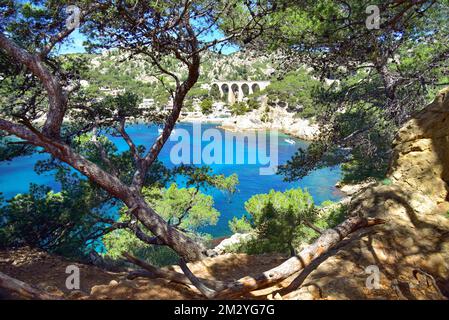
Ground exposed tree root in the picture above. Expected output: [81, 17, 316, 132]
[179, 259, 217, 299]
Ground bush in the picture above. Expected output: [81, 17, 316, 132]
[103, 183, 223, 266]
[230, 101, 248, 115]
[229, 216, 253, 234]
[244, 188, 316, 255]
[200, 98, 213, 115]
[0, 184, 102, 260]
[226, 190, 348, 256]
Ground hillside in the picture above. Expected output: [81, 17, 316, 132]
[77, 50, 276, 103]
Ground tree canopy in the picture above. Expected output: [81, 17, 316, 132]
[223, 0, 449, 182]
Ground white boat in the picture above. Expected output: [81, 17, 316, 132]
[285, 138, 296, 145]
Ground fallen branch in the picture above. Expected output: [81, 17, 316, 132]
[125, 217, 384, 300]
[123, 253, 227, 291]
[0, 271, 61, 300]
[179, 259, 217, 299]
[213, 217, 385, 299]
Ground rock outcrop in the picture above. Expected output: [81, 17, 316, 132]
[212, 233, 255, 255]
[282, 88, 449, 300]
[389, 88, 449, 204]
[220, 106, 320, 140]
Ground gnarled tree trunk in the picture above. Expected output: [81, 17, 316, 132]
[213, 217, 385, 298]
[124, 216, 384, 299]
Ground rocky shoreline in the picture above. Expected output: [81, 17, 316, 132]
[180, 106, 320, 141]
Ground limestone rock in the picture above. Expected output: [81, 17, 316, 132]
[109, 280, 119, 287]
[389, 87, 449, 204]
[220, 106, 320, 140]
[213, 233, 255, 255]
[286, 88, 449, 300]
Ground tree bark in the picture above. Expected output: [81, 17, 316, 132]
[212, 217, 385, 299]
[179, 258, 218, 299]
[0, 271, 61, 300]
[128, 198, 206, 261]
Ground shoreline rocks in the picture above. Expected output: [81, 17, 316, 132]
[180, 106, 320, 141]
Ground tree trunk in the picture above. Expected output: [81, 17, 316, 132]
[0, 272, 61, 300]
[127, 197, 206, 261]
[213, 217, 384, 299]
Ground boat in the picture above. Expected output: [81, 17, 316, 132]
[285, 138, 296, 145]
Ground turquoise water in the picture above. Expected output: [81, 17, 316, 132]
[0, 123, 343, 237]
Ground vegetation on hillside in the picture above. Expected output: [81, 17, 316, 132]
[227, 188, 347, 255]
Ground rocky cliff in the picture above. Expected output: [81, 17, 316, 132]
[285, 88, 449, 299]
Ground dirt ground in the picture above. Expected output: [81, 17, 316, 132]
[0, 247, 288, 300]
[1, 245, 446, 300]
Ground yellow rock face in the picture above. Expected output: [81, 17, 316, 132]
[282, 88, 449, 300]
[389, 87, 449, 203]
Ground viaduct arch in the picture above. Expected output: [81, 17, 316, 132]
[210, 80, 271, 104]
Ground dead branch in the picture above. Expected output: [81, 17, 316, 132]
[179, 259, 217, 299]
[212, 217, 385, 299]
[0, 271, 61, 300]
[126, 216, 384, 300]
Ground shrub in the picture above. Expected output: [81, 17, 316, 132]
[200, 98, 213, 115]
[230, 101, 248, 115]
[226, 190, 348, 256]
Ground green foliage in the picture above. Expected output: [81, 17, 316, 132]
[209, 85, 221, 101]
[244, 1, 449, 185]
[228, 215, 253, 234]
[103, 167, 239, 266]
[103, 182, 223, 266]
[246, 98, 260, 110]
[200, 98, 213, 115]
[143, 184, 220, 231]
[173, 165, 239, 195]
[260, 105, 270, 123]
[102, 229, 179, 267]
[243, 188, 316, 254]
[226, 189, 348, 255]
[230, 101, 249, 116]
[0, 184, 103, 260]
[263, 70, 321, 117]
[187, 86, 209, 100]
[319, 202, 348, 228]
[280, 73, 396, 184]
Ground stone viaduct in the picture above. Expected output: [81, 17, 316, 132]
[210, 81, 271, 104]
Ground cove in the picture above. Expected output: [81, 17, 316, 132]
[0, 123, 343, 237]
